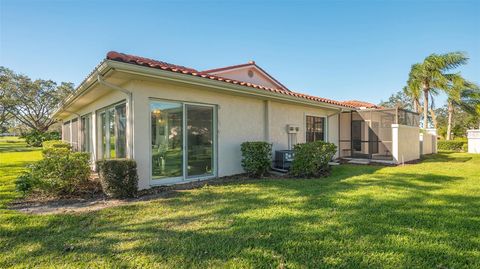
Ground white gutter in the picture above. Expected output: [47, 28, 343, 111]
[96, 74, 134, 159]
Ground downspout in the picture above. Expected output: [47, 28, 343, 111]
[96, 74, 134, 159]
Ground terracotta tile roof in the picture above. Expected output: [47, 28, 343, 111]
[341, 100, 382, 109]
[106, 51, 354, 108]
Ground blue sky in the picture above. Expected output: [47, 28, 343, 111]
[1, 0, 479, 106]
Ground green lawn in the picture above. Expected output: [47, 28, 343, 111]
[1, 139, 479, 268]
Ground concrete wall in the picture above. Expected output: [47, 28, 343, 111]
[420, 131, 437, 155]
[392, 124, 420, 164]
[467, 130, 480, 154]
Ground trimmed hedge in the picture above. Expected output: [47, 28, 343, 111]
[96, 159, 138, 198]
[42, 140, 71, 150]
[290, 141, 337, 178]
[241, 141, 272, 177]
[437, 140, 467, 151]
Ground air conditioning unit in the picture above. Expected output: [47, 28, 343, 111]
[287, 124, 300, 134]
[274, 150, 295, 170]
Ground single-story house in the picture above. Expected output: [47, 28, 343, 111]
[53, 51, 434, 189]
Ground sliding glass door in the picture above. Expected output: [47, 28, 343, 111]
[150, 100, 215, 183]
[186, 105, 214, 177]
[151, 102, 183, 179]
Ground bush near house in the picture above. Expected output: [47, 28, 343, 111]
[96, 159, 139, 198]
[240, 141, 272, 177]
[290, 141, 337, 178]
[42, 140, 72, 150]
[15, 145, 91, 195]
[438, 139, 467, 151]
[21, 130, 61, 147]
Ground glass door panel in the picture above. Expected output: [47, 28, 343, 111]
[151, 101, 183, 179]
[186, 105, 213, 177]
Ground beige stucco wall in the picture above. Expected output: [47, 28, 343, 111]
[268, 101, 339, 153]
[60, 77, 341, 190]
[129, 80, 267, 189]
[392, 124, 420, 164]
[129, 80, 340, 189]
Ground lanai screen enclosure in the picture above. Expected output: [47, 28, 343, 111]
[339, 108, 420, 160]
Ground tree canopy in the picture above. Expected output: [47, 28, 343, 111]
[0, 67, 74, 132]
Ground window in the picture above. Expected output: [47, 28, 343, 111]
[98, 102, 127, 159]
[80, 114, 92, 153]
[63, 121, 70, 142]
[306, 116, 325, 142]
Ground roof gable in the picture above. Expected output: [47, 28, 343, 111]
[202, 62, 290, 92]
[105, 51, 353, 108]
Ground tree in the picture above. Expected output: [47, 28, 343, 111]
[405, 52, 468, 128]
[444, 75, 480, 139]
[379, 90, 413, 110]
[0, 67, 74, 132]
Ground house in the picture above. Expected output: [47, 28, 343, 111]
[53, 51, 434, 189]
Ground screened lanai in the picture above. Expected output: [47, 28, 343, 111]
[339, 108, 420, 160]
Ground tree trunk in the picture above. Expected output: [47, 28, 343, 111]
[423, 89, 429, 129]
[446, 101, 454, 140]
[430, 109, 437, 129]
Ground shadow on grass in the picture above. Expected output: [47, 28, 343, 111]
[0, 145, 39, 153]
[421, 152, 472, 163]
[2, 163, 478, 268]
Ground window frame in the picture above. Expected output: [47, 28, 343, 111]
[96, 101, 127, 159]
[80, 113, 92, 153]
[305, 115, 326, 142]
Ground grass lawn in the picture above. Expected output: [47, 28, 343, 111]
[1, 138, 479, 268]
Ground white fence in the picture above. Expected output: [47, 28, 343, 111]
[467, 130, 480, 154]
[392, 124, 420, 164]
[420, 129, 437, 155]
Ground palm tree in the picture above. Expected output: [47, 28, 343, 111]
[403, 85, 421, 113]
[445, 75, 480, 139]
[406, 52, 468, 128]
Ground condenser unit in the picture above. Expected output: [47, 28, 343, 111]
[274, 150, 295, 171]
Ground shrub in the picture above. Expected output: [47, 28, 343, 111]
[42, 140, 71, 150]
[240, 141, 272, 177]
[15, 146, 91, 195]
[290, 141, 337, 178]
[96, 159, 138, 198]
[21, 130, 61, 147]
[437, 140, 467, 151]
[462, 143, 468, 152]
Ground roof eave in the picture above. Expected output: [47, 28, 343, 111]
[107, 60, 353, 111]
[51, 60, 111, 119]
